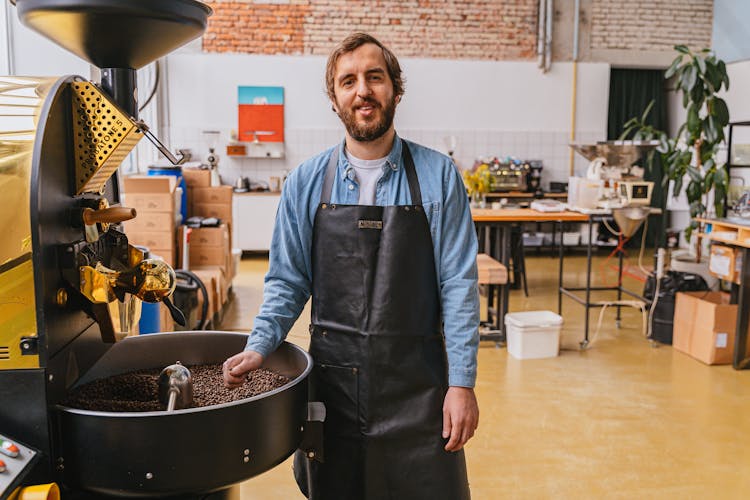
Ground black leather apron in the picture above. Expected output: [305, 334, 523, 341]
[294, 144, 471, 499]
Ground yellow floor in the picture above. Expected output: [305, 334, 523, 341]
[219, 253, 750, 499]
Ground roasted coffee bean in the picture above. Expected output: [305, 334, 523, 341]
[65, 364, 291, 412]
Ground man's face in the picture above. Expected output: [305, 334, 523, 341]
[332, 43, 398, 142]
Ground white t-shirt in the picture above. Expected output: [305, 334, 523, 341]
[345, 149, 387, 205]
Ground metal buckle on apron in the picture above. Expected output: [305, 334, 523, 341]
[357, 220, 383, 230]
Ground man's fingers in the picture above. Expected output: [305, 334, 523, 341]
[445, 418, 462, 451]
[442, 408, 452, 439]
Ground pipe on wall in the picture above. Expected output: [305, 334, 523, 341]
[569, 0, 581, 176]
[544, 0, 553, 72]
[3, 0, 15, 75]
[537, 0, 546, 70]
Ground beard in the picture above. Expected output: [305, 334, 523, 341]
[337, 96, 396, 142]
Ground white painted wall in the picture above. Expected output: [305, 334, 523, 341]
[165, 51, 610, 187]
[5, 6, 90, 77]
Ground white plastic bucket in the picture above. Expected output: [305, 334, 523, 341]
[505, 311, 563, 359]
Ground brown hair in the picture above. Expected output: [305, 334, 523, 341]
[325, 32, 405, 102]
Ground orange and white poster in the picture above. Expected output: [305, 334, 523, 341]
[238, 86, 284, 143]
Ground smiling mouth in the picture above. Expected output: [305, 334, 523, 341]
[355, 103, 378, 117]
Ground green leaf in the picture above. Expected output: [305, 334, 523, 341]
[695, 55, 706, 75]
[704, 115, 718, 143]
[682, 90, 689, 108]
[718, 60, 729, 89]
[665, 56, 682, 79]
[687, 165, 702, 183]
[704, 170, 714, 193]
[673, 175, 684, 196]
[705, 61, 722, 91]
[657, 136, 669, 153]
[682, 64, 697, 92]
[640, 100, 655, 123]
[675, 44, 690, 54]
[687, 104, 700, 134]
[703, 157, 715, 171]
[690, 84, 704, 108]
[713, 97, 730, 126]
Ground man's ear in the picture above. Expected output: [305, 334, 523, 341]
[395, 94, 402, 104]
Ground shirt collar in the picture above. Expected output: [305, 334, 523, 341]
[337, 133, 402, 180]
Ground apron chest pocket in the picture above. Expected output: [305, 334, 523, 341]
[315, 363, 360, 437]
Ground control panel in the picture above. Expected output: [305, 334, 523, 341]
[0, 434, 38, 498]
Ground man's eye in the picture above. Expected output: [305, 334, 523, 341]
[369, 75, 382, 82]
[342, 80, 354, 87]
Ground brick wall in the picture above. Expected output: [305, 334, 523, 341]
[590, 0, 713, 52]
[202, 0, 539, 60]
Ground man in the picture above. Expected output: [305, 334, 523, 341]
[223, 32, 479, 499]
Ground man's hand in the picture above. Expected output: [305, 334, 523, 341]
[222, 350, 264, 389]
[442, 386, 479, 452]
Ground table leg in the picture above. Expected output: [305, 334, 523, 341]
[558, 220, 564, 315]
[616, 240, 624, 328]
[499, 224, 510, 337]
[582, 218, 594, 348]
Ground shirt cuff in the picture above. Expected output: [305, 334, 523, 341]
[244, 334, 275, 359]
[448, 368, 476, 388]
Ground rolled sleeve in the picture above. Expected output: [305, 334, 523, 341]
[245, 170, 313, 356]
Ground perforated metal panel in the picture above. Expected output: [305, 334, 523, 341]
[71, 81, 143, 194]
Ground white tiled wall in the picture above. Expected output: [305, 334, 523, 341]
[168, 126, 603, 190]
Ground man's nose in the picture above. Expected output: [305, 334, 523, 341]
[356, 78, 372, 97]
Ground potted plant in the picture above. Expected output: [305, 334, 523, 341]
[463, 162, 493, 208]
[620, 45, 730, 263]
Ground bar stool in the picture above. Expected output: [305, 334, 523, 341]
[476, 253, 508, 342]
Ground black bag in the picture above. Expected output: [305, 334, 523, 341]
[643, 271, 710, 345]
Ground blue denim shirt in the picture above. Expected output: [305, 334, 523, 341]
[245, 134, 480, 387]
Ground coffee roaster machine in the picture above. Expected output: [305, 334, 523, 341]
[0, 1, 313, 498]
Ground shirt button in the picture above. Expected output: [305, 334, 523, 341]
[348, 184, 354, 190]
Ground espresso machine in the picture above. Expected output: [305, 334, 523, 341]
[0, 1, 313, 498]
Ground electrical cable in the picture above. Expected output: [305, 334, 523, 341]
[174, 269, 209, 330]
[587, 299, 648, 348]
[138, 60, 160, 113]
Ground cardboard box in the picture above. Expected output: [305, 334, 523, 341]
[673, 291, 737, 365]
[190, 245, 228, 269]
[126, 231, 175, 251]
[150, 247, 176, 267]
[709, 244, 736, 281]
[191, 267, 224, 318]
[193, 186, 233, 205]
[188, 224, 230, 248]
[123, 175, 176, 193]
[123, 211, 176, 233]
[194, 265, 229, 306]
[123, 192, 175, 213]
[160, 302, 174, 332]
[182, 167, 211, 188]
[192, 202, 233, 224]
[231, 248, 242, 281]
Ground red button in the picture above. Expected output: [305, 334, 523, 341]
[0, 440, 19, 458]
[0, 459, 6, 472]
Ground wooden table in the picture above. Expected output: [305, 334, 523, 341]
[471, 209, 589, 339]
[697, 217, 750, 369]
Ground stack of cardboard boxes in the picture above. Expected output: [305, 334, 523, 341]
[122, 175, 181, 333]
[180, 167, 237, 324]
[122, 175, 178, 266]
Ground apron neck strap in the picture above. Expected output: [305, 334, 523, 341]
[320, 142, 423, 205]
